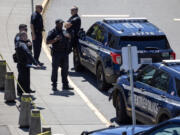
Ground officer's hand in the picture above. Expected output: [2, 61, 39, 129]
[27, 42, 32, 47]
[54, 35, 61, 41]
[64, 22, 72, 29]
[35, 64, 46, 70]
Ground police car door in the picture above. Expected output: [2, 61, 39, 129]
[80, 24, 97, 70]
[85, 24, 102, 72]
[134, 65, 158, 123]
[148, 69, 172, 123]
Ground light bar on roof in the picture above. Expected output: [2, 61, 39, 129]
[81, 15, 130, 18]
[103, 17, 148, 23]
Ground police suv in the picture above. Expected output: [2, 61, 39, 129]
[82, 116, 180, 135]
[75, 18, 175, 91]
[111, 60, 180, 124]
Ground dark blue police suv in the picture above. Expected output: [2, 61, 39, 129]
[75, 18, 175, 91]
[111, 60, 180, 124]
[82, 116, 180, 135]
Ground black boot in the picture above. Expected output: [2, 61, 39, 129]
[62, 85, 74, 90]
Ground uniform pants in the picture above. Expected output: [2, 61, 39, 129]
[51, 52, 69, 87]
[71, 36, 79, 48]
[72, 36, 79, 66]
[17, 64, 30, 95]
[33, 33, 42, 62]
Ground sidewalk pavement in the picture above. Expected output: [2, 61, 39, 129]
[0, 0, 106, 135]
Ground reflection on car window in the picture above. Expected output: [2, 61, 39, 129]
[108, 33, 115, 48]
[138, 66, 156, 86]
[87, 24, 96, 39]
[148, 124, 180, 135]
[152, 70, 169, 92]
[175, 78, 180, 97]
[86, 24, 105, 43]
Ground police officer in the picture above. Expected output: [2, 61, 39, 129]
[16, 31, 40, 96]
[65, 6, 81, 51]
[30, 5, 44, 66]
[46, 19, 73, 91]
[14, 24, 32, 51]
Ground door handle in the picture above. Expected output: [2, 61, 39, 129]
[140, 88, 145, 92]
[161, 95, 166, 98]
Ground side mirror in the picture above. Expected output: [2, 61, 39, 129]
[78, 28, 86, 40]
[127, 72, 137, 82]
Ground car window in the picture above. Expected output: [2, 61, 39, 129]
[137, 66, 157, 86]
[86, 24, 97, 40]
[108, 33, 115, 48]
[119, 36, 169, 50]
[151, 70, 170, 92]
[147, 123, 180, 135]
[175, 78, 180, 97]
[86, 24, 105, 43]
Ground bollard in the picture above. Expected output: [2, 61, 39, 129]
[0, 60, 6, 90]
[19, 93, 32, 128]
[29, 109, 41, 135]
[4, 72, 16, 102]
[42, 126, 51, 135]
[37, 126, 52, 135]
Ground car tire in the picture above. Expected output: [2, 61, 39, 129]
[112, 90, 117, 108]
[158, 114, 169, 123]
[116, 92, 127, 124]
[73, 48, 83, 72]
[96, 64, 109, 91]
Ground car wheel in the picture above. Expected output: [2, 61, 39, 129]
[73, 48, 83, 72]
[116, 92, 127, 124]
[112, 90, 117, 108]
[158, 115, 169, 123]
[96, 64, 109, 91]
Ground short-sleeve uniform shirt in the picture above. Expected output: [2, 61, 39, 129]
[31, 11, 44, 33]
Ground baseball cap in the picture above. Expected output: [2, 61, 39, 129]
[55, 19, 64, 24]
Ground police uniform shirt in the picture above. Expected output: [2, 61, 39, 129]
[46, 28, 69, 52]
[16, 41, 37, 66]
[31, 11, 44, 33]
[67, 14, 81, 35]
[14, 33, 20, 48]
[14, 33, 32, 50]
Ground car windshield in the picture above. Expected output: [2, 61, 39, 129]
[118, 36, 169, 50]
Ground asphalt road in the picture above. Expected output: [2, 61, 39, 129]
[44, 0, 180, 127]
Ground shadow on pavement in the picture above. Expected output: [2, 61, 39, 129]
[69, 71, 82, 77]
[50, 90, 74, 97]
[110, 117, 143, 126]
[0, 89, 5, 93]
[32, 106, 45, 110]
[69, 68, 111, 97]
[5, 101, 16, 106]
[19, 127, 29, 132]
[110, 117, 131, 125]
